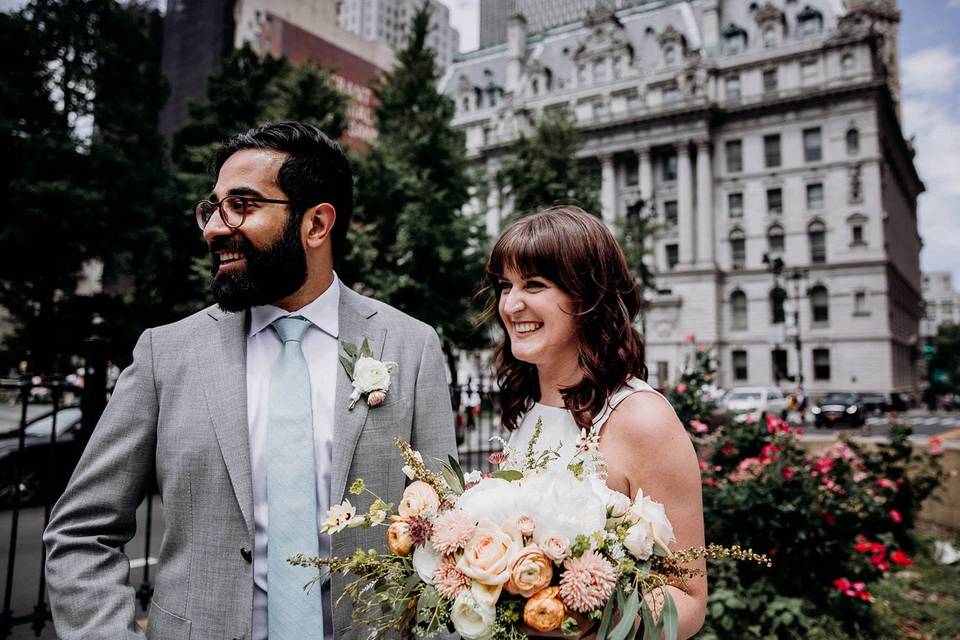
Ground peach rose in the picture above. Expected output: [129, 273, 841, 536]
[540, 534, 569, 563]
[398, 481, 440, 518]
[456, 519, 521, 586]
[505, 544, 554, 598]
[523, 586, 567, 633]
[387, 521, 414, 556]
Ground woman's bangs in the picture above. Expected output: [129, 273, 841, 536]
[487, 220, 564, 283]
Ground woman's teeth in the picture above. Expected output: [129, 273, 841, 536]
[514, 322, 543, 334]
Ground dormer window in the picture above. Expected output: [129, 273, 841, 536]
[798, 6, 823, 37]
[664, 46, 676, 65]
[722, 24, 748, 55]
[754, 3, 785, 48]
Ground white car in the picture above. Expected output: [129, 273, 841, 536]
[724, 386, 789, 421]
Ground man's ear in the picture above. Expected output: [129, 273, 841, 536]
[304, 203, 337, 249]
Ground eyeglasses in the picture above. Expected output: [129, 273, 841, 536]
[194, 195, 292, 230]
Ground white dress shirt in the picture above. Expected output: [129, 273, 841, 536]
[247, 277, 340, 640]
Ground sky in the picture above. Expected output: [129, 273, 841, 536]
[441, 0, 960, 284]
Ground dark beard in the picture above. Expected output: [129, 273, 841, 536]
[208, 213, 307, 312]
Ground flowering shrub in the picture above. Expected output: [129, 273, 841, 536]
[668, 350, 946, 637]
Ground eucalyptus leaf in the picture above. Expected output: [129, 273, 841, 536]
[449, 455, 466, 487]
[661, 591, 678, 640]
[639, 598, 656, 640]
[490, 470, 524, 481]
[361, 337, 373, 358]
[609, 588, 640, 640]
[440, 466, 464, 495]
[339, 355, 355, 380]
[596, 586, 617, 639]
[342, 341, 359, 358]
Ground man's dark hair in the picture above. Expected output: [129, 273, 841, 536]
[212, 122, 353, 257]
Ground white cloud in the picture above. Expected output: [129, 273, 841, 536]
[901, 46, 960, 94]
[948, 0, 960, 8]
[901, 46, 960, 279]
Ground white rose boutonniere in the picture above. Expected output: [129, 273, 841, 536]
[339, 338, 398, 410]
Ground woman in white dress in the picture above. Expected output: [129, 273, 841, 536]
[485, 206, 707, 638]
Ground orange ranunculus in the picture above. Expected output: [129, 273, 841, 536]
[505, 544, 554, 598]
[523, 586, 567, 633]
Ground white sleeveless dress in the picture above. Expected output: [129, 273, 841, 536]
[506, 377, 667, 466]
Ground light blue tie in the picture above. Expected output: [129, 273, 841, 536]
[268, 316, 324, 639]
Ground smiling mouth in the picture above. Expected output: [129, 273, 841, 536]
[217, 251, 245, 268]
[512, 321, 543, 336]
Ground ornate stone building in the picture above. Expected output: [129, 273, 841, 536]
[441, 0, 924, 395]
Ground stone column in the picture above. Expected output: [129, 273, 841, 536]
[695, 139, 715, 266]
[677, 142, 694, 265]
[638, 146, 653, 207]
[600, 153, 617, 225]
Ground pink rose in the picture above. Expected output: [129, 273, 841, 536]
[539, 535, 569, 563]
[456, 519, 521, 585]
[516, 515, 536, 538]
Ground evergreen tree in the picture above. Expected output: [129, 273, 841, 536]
[496, 107, 601, 218]
[346, 3, 487, 381]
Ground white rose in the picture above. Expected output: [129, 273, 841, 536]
[471, 581, 503, 608]
[457, 478, 520, 525]
[623, 522, 654, 560]
[463, 470, 482, 485]
[451, 589, 496, 640]
[588, 476, 632, 526]
[352, 356, 397, 392]
[518, 469, 606, 546]
[412, 544, 442, 585]
[628, 489, 676, 555]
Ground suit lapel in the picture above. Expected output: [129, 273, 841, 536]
[332, 285, 384, 505]
[197, 307, 254, 534]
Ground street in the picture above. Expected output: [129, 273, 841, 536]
[0, 498, 164, 639]
[816, 409, 960, 438]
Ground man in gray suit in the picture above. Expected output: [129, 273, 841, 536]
[44, 122, 457, 639]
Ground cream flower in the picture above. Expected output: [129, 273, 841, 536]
[451, 589, 496, 640]
[456, 519, 522, 586]
[413, 544, 443, 585]
[320, 499, 359, 534]
[352, 356, 397, 392]
[628, 488, 676, 556]
[471, 581, 503, 608]
[540, 534, 570, 563]
[505, 544, 554, 598]
[398, 481, 440, 518]
[457, 478, 520, 525]
[518, 469, 606, 549]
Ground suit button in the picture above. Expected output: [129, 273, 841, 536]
[240, 547, 252, 563]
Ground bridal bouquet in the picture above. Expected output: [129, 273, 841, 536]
[290, 421, 767, 640]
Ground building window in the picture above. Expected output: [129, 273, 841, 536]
[846, 127, 860, 155]
[593, 59, 606, 82]
[798, 6, 824, 37]
[725, 139, 743, 173]
[656, 361, 669, 386]
[664, 46, 676, 65]
[723, 24, 748, 55]
[624, 156, 638, 186]
[666, 243, 679, 270]
[801, 58, 818, 80]
[662, 153, 677, 181]
[854, 290, 868, 315]
[767, 187, 783, 214]
[663, 84, 680, 104]
[771, 349, 789, 383]
[808, 220, 827, 263]
[810, 285, 829, 322]
[806, 183, 824, 209]
[803, 127, 822, 162]
[762, 26, 778, 48]
[731, 290, 748, 330]
[730, 228, 746, 269]
[728, 192, 744, 218]
[768, 224, 785, 258]
[764, 134, 781, 168]
[725, 75, 741, 100]
[813, 348, 831, 380]
[664, 200, 678, 226]
[762, 68, 778, 93]
[851, 223, 865, 245]
[733, 350, 748, 381]
[841, 53, 855, 72]
[770, 287, 787, 324]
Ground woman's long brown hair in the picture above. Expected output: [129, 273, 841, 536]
[484, 206, 648, 432]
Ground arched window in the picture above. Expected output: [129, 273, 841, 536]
[767, 224, 785, 259]
[808, 220, 826, 263]
[722, 24, 748, 55]
[846, 127, 860, 155]
[810, 285, 829, 322]
[664, 45, 676, 65]
[730, 228, 746, 269]
[770, 287, 787, 324]
[798, 6, 823, 37]
[731, 290, 748, 330]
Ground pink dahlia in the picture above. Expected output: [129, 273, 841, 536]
[559, 551, 617, 613]
[433, 555, 469, 599]
[431, 510, 475, 554]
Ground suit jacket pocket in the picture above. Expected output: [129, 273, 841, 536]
[147, 598, 191, 640]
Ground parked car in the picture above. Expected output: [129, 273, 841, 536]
[0, 406, 84, 507]
[723, 386, 789, 421]
[857, 392, 908, 415]
[812, 393, 865, 428]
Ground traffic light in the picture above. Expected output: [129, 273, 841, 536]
[924, 343, 936, 361]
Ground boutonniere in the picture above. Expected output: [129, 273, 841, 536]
[340, 337, 398, 410]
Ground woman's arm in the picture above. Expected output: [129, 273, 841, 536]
[601, 391, 708, 639]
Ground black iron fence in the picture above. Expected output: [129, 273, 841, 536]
[0, 375, 502, 638]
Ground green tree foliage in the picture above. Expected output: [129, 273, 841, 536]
[0, 0, 184, 371]
[929, 322, 960, 394]
[345, 3, 487, 380]
[496, 107, 601, 218]
[171, 45, 349, 309]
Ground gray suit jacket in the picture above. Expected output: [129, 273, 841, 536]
[43, 284, 457, 639]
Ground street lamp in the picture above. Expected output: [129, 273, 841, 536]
[787, 268, 809, 392]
